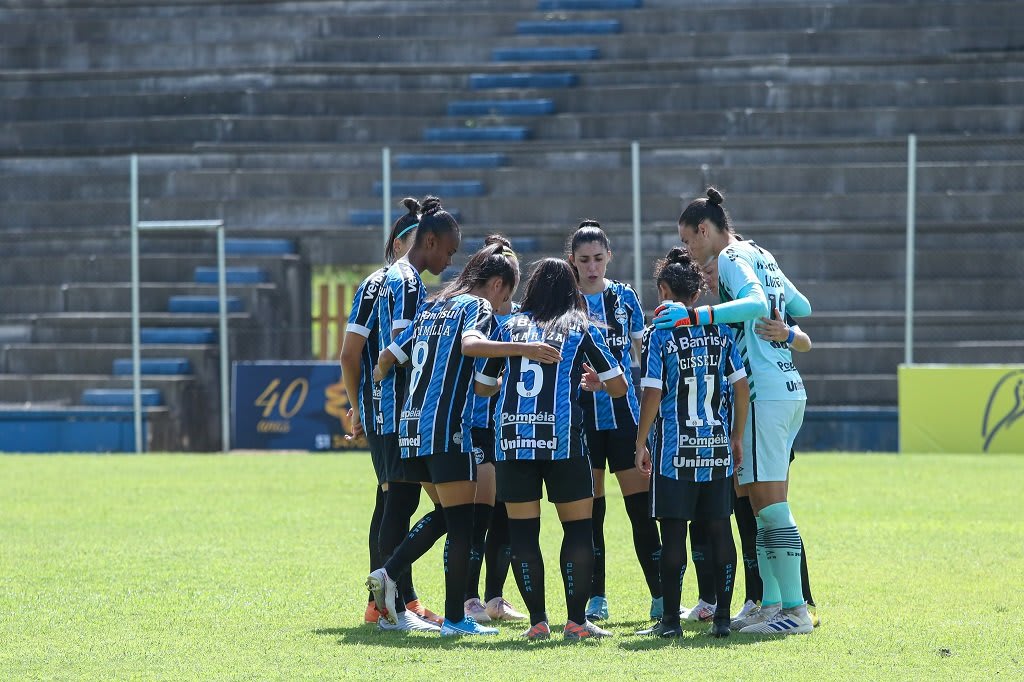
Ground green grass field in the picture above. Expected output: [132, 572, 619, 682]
[1, 453, 1021, 681]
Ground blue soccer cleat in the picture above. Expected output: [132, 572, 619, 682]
[650, 596, 664, 620]
[585, 595, 609, 622]
[440, 616, 499, 637]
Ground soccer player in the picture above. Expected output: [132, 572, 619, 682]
[339, 197, 420, 626]
[635, 247, 748, 638]
[566, 221, 663, 622]
[654, 188, 815, 635]
[475, 258, 628, 642]
[367, 242, 560, 636]
[367, 196, 462, 632]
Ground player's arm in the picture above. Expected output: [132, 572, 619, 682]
[634, 387, 661, 476]
[474, 356, 505, 397]
[626, 284, 646, 366]
[374, 325, 415, 382]
[755, 309, 812, 351]
[583, 324, 627, 398]
[782, 272, 812, 318]
[339, 333, 367, 439]
[729, 375, 749, 470]
[654, 252, 768, 328]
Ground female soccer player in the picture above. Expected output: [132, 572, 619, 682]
[635, 247, 748, 638]
[368, 195, 462, 631]
[566, 221, 663, 622]
[366, 242, 560, 636]
[475, 258, 628, 641]
[339, 197, 420, 626]
[654, 188, 814, 635]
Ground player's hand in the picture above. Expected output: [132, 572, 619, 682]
[345, 407, 364, 441]
[580, 363, 603, 392]
[372, 364, 386, 382]
[653, 302, 714, 329]
[754, 307, 789, 342]
[635, 442, 652, 476]
[731, 435, 743, 470]
[523, 342, 562, 364]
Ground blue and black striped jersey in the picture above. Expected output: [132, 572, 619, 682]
[373, 258, 426, 435]
[640, 323, 746, 482]
[345, 266, 388, 434]
[478, 313, 622, 462]
[581, 280, 645, 431]
[468, 304, 519, 430]
[389, 294, 493, 458]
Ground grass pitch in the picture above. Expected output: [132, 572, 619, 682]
[0, 453, 1021, 681]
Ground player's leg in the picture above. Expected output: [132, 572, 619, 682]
[499, 461, 550, 640]
[700, 478, 737, 638]
[463, 454, 493, 622]
[364, 428, 389, 623]
[584, 429, 609, 621]
[684, 519, 717, 622]
[786, 456, 819, 625]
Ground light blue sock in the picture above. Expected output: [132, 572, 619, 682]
[759, 502, 804, 610]
[755, 516, 781, 606]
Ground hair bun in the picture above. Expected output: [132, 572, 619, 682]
[401, 197, 421, 214]
[666, 246, 690, 265]
[577, 218, 602, 229]
[706, 188, 724, 206]
[484, 233, 512, 249]
[420, 195, 442, 217]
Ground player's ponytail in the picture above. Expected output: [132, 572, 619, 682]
[436, 240, 519, 301]
[384, 197, 421, 264]
[413, 195, 460, 247]
[655, 248, 705, 301]
[679, 187, 731, 233]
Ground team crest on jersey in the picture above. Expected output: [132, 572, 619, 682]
[453, 431, 463, 446]
[472, 447, 485, 465]
[614, 305, 628, 325]
[665, 335, 679, 354]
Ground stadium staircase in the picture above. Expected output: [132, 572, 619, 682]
[1, 0, 1022, 450]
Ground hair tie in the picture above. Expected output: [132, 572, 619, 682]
[502, 247, 516, 260]
[396, 222, 418, 239]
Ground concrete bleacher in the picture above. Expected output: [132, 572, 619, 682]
[1, 0, 1022, 450]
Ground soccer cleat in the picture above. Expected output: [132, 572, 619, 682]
[650, 596, 664, 620]
[684, 599, 716, 622]
[731, 599, 759, 623]
[563, 619, 613, 641]
[731, 603, 779, 632]
[366, 568, 398, 625]
[440, 616, 499, 636]
[585, 595, 609, 622]
[377, 610, 441, 633]
[364, 602, 382, 625]
[464, 597, 492, 623]
[406, 599, 443, 627]
[521, 621, 552, 640]
[739, 605, 813, 635]
[708, 621, 731, 638]
[485, 596, 527, 621]
[636, 620, 682, 638]
[809, 607, 821, 628]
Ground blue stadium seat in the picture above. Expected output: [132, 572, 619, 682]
[112, 358, 193, 375]
[469, 73, 578, 89]
[140, 328, 216, 344]
[167, 296, 244, 314]
[447, 99, 555, 116]
[224, 238, 296, 255]
[492, 47, 600, 62]
[193, 266, 267, 284]
[349, 208, 462, 226]
[82, 388, 163, 407]
[395, 153, 507, 169]
[423, 127, 530, 142]
[517, 19, 622, 35]
[537, 0, 641, 9]
[372, 181, 486, 197]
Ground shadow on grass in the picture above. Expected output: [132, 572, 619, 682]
[312, 623, 765, 651]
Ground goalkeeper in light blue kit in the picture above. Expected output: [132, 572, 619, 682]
[654, 187, 814, 635]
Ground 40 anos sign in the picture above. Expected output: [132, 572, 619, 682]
[232, 361, 365, 451]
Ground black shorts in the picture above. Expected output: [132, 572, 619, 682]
[400, 451, 477, 484]
[495, 456, 594, 504]
[651, 475, 733, 521]
[470, 427, 495, 466]
[378, 432, 407, 483]
[365, 428, 389, 486]
[584, 421, 639, 473]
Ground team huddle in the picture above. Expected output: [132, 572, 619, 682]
[340, 188, 818, 640]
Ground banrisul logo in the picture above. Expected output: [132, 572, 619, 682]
[981, 369, 1024, 452]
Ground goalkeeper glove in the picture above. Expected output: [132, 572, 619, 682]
[653, 302, 714, 329]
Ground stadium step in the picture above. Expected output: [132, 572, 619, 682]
[0, 344, 215, 376]
[537, 0, 641, 9]
[492, 46, 601, 62]
[167, 296, 245, 314]
[447, 99, 555, 117]
[112, 358, 193, 376]
[224, 238, 296, 256]
[193, 266, 267, 284]
[516, 20, 622, 35]
[372, 181, 486, 198]
[422, 127, 530, 143]
[469, 73, 579, 89]
[141, 328, 216, 345]
[394, 153, 507, 169]
[82, 388, 163, 407]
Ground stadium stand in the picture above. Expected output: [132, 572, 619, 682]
[1, 0, 1022, 450]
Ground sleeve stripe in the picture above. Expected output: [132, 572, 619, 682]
[597, 367, 623, 382]
[346, 323, 371, 338]
[475, 371, 498, 386]
[388, 342, 409, 365]
[640, 378, 662, 390]
[462, 330, 485, 340]
[392, 319, 412, 331]
[727, 368, 748, 384]
[630, 331, 644, 340]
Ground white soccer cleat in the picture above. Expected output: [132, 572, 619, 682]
[377, 610, 441, 633]
[731, 599, 759, 622]
[731, 602, 778, 631]
[684, 599, 716, 622]
[485, 596, 526, 621]
[739, 605, 813, 635]
[366, 568, 398, 625]
[464, 597, 492, 623]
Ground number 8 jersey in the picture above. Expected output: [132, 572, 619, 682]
[477, 313, 622, 462]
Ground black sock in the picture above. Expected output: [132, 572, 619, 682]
[384, 503, 447, 612]
[378, 482, 422, 613]
[689, 520, 716, 604]
[708, 518, 737, 625]
[733, 494, 762, 603]
[623, 492, 662, 599]
[368, 487, 386, 604]
[800, 537, 815, 607]
[484, 503, 511, 602]
[464, 503, 492, 601]
[590, 495, 607, 597]
[560, 518, 595, 626]
[442, 504, 474, 623]
[658, 519, 687, 627]
[508, 517, 546, 626]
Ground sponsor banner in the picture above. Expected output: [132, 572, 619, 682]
[233, 361, 365, 451]
[898, 364, 1024, 454]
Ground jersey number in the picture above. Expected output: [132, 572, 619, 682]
[684, 375, 721, 427]
[516, 357, 543, 398]
[409, 340, 430, 393]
